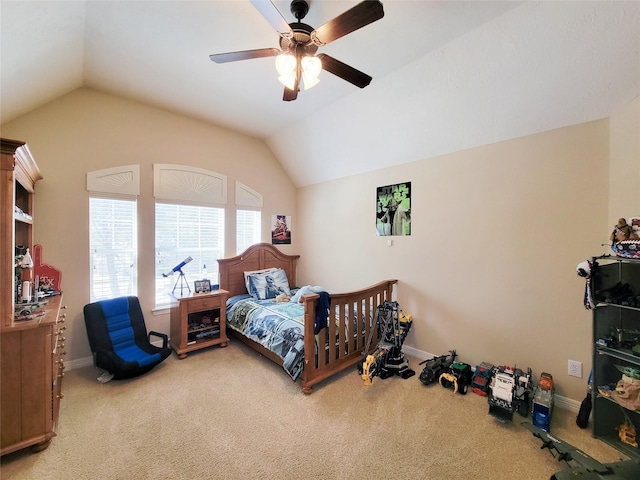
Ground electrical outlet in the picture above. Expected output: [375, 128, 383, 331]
[568, 360, 582, 378]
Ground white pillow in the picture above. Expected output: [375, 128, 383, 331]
[243, 267, 278, 294]
[244, 268, 291, 300]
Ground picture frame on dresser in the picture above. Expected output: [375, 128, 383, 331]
[194, 279, 211, 294]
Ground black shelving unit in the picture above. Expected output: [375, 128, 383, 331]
[591, 254, 640, 458]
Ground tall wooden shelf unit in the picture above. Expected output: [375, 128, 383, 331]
[591, 254, 640, 460]
[1, 138, 66, 456]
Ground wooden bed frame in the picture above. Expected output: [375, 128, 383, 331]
[218, 243, 397, 394]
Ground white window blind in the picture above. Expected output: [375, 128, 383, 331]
[155, 202, 224, 307]
[89, 196, 138, 302]
[236, 209, 261, 254]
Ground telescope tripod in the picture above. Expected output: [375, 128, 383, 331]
[172, 269, 191, 296]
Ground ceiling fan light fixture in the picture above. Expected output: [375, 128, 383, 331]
[278, 74, 296, 90]
[276, 53, 297, 90]
[210, 0, 384, 101]
[275, 53, 296, 76]
[302, 73, 320, 90]
[301, 55, 321, 90]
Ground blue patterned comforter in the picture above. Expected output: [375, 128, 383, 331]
[226, 295, 306, 380]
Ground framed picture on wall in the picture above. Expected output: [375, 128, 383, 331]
[376, 182, 411, 236]
[271, 215, 291, 244]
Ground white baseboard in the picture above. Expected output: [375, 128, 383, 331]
[402, 345, 581, 414]
[402, 344, 434, 361]
[66, 356, 94, 371]
[554, 395, 581, 413]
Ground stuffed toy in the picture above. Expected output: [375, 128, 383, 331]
[610, 217, 640, 259]
[577, 260, 595, 310]
[610, 218, 637, 242]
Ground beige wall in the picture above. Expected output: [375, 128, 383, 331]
[609, 95, 640, 224]
[1, 88, 298, 363]
[2, 88, 637, 403]
[297, 119, 615, 403]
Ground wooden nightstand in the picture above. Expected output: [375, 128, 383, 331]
[169, 289, 229, 359]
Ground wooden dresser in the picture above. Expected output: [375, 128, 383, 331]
[1, 138, 65, 455]
[1, 296, 66, 455]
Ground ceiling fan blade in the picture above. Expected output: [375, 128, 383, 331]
[283, 85, 299, 102]
[311, 0, 384, 46]
[317, 54, 372, 88]
[250, 0, 294, 39]
[283, 65, 301, 102]
[209, 48, 281, 63]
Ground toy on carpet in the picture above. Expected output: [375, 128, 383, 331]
[532, 372, 554, 432]
[488, 365, 533, 422]
[418, 350, 457, 386]
[471, 361, 494, 396]
[523, 422, 640, 480]
[358, 301, 415, 386]
[439, 361, 473, 395]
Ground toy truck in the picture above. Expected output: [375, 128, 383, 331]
[439, 361, 473, 395]
[488, 365, 533, 422]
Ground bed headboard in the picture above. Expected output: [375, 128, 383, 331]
[217, 243, 300, 297]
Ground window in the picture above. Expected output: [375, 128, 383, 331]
[236, 209, 261, 254]
[155, 202, 224, 307]
[89, 196, 138, 302]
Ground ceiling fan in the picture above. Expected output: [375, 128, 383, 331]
[209, 0, 384, 101]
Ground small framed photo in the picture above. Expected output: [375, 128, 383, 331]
[194, 279, 212, 294]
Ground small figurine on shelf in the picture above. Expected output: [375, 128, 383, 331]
[19, 247, 33, 271]
[610, 218, 636, 243]
[609, 217, 640, 259]
[618, 419, 638, 448]
[17, 248, 34, 302]
[610, 365, 640, 412]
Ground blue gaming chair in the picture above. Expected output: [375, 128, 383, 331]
[83, 296, 171, 379]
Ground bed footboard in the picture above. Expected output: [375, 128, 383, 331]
[299, 279, 397, 394]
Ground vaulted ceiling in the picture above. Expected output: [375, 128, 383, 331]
[1, 1, 638, 187]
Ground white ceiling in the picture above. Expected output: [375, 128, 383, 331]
[1, 1, 638, 187]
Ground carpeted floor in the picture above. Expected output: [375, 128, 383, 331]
[0, 341, 628, 480]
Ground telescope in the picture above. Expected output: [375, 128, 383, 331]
[163, 256, 193, 277]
